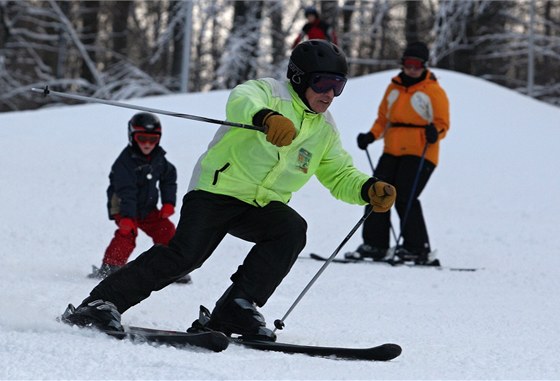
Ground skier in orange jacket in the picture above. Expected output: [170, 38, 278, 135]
[348, 41, 450, 264]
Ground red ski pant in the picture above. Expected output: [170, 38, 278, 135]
[102, 209, 176, 266]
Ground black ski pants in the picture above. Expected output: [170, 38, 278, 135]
[87, 190, 307, 313]
[362, 153, 435, 253]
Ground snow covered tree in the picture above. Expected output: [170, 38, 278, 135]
[0, 0, 559, 112]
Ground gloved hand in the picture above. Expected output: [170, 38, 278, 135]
[368, 181, 397, 213]
[263, 113, 296, 147]
[160, 203, 175, 219]
[357, 132, 375, 150]
[425, 123, 438, 144]
[118, 218, 137, 236]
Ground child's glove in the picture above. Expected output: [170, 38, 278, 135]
[118, 218, 137, 236]
[160, 203, 175, 219]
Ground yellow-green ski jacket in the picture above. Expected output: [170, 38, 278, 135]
[188, 78, 371, 207]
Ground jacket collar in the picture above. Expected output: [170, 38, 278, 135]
[129, 145, 166, 161]
[286, 81, 320, 116]
[392, 68, 432, 89]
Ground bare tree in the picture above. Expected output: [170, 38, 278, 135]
[320, 0, 339, 28]
[215, 1, 264, 89]
[78, 1, 101, 85]
[111, 1, 132, 63]
[269, 1, 285, 67]
[340, 1, 400, 76]
[405, 0, 420, 43]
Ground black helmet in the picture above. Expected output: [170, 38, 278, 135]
[128, 112, 162, 145]
[401, 41, 430, 63]
[287, 40, 348, 104]
[287, 39, 347, 84]
[304, 6, 319, 18]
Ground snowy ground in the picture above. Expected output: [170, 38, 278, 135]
[1, 69, 560, 380]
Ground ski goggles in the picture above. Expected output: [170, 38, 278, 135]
[309, 73, 347, 97]
[402, 58, 425, 70]
[134, 133, 160, 145]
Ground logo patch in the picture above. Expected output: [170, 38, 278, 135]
[297, 148, 312, 174]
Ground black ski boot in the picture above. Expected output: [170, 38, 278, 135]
[197, 285, 276, 341]
[60, 299, 123, 332]
[345, 244, 388, 261]
[87, 263, 121, 280]
[393, 247, 440, 266]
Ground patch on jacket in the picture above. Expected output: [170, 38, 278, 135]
[411, 91, 433, 122]
[297, 148, 312, 174]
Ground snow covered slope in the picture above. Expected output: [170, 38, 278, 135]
[1, 69, 559, 379]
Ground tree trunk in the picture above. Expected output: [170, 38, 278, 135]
[269, 1, 284, 66]
[79, 1, 100, 84]
[405, 0, 420, 44]
[112, 1, 131, 62]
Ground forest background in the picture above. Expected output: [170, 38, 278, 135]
[1, 0, 559, 112]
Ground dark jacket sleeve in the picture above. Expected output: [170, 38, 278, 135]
[159, 159, 177, 206]
[109, 152, 138, 219]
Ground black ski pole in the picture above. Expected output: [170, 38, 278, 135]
[365, 148, 398, 244]
[392, 142, 429, 257]
[365, 148, 376, 174]
[273, 206, 375, 332]
[30, 86, 266, 133]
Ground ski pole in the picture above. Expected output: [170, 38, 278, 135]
[365, 148, 376, 174]
[273, 206, 375, 332]
[30, 86, 266, 133]
[393, 142, 429, 254]
[365, 148, 398, 244]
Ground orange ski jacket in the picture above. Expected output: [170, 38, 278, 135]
[369, 70, 449, 166]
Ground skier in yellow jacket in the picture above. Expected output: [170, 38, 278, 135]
[348, 41, 450, 264]
[61, 40, 397, 340]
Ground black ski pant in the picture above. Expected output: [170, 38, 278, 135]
[362, 153, 435, 253]
[86, 190, 307, 313]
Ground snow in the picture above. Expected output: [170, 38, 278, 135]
[1, 70, 560, 379]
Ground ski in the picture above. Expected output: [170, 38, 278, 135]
[102, 325, 230, 352]
[232, 337, 402, 361]
[307, 253, 481, 272]
[62, 319, 229, 352]
[187, 305, 400, 361]
[90, 324, 401, 360]
[60, 302, 229, 352]
[62, 303, 400, 360]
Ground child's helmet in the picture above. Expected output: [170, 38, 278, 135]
[128, 112, 162, 145]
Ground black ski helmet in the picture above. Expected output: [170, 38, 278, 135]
[304, 6, 319, 18]
[401, 41, 430, 64]
[287, 39, 348, 102]
[128, 112, 162, 145]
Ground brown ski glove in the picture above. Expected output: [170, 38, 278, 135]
[368, 181, 397, 213]
[263, 113, 296, 147]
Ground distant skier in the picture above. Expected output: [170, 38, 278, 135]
[88, 112, 191, 284]
[348, 41, 450, 265]
[62, 40, 396, 339]
[292, 6, 338, 49]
